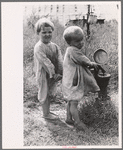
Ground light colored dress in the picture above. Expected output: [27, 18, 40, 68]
[62, 46, 100, 101]
[34, 40, 63, 103]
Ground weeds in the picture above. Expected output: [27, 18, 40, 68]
[23, 13, 119, 146]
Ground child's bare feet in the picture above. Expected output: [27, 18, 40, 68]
[74, 121, 88, 131]
[43, 112, 59, 120]
[65, 119, 74, 125]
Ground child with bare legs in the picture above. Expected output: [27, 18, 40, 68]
[34, 18, 63, 120]
[62, 26, 100, 130]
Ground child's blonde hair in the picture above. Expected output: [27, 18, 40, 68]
[63, 26, 84, 45]
[35, 18, 54, 35]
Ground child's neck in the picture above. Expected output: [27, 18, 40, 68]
[40, 40, 51, 45]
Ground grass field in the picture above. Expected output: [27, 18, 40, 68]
[23, 15, 119, 146]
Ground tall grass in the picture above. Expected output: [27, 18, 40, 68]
[23, 13, 119, 142]
[23, 13, 118, 102]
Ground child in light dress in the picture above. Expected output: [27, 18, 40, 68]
[34, 18, 63, 120]
[62, 26, 100, 130]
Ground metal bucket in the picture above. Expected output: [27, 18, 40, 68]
[95, 73, 111, 99]
[93, 49, 111, 99]
[95, 73, 111, 89]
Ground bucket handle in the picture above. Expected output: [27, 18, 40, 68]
[95, 65, 106, 76]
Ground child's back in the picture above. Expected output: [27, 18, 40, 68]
[62, 26, 100, 130]
[63, 46, 100, 101]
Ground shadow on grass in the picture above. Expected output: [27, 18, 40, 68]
[24, 94, 119, 146]
[79, 97, 118, 138]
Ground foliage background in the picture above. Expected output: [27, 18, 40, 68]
[23, 11, 119, 146]
[23, 13, 118, 101]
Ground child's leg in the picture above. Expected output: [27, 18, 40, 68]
[41, 94, 58, 119]
[41, 96, 49, 116]
[70, 100, 87, 130]
[38, 75, 58, 119]
[38, 80, 49, 116]
[69, 101, 80, 123]
[65, 101, 74, 125]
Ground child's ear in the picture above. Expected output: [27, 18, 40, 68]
[35, 22, 41, 35]
[37, 25, 41, 34]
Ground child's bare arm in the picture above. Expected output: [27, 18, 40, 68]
[91, 62, 100, 71]
[53, 74, 62, 82]
[55, 45, 63, 75]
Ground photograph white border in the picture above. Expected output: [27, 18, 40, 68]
[2, 1, 122, 149]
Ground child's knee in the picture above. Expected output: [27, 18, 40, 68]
[70, 100, 78, 106]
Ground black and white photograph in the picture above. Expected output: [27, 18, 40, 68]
[2, 1, 121, 149]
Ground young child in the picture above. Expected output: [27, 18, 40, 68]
[62, 26, 100, 130]
[34, 18, 63, 120]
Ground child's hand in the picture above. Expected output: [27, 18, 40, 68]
[53, 74, 62, 82]
[91, 62, 100, 72]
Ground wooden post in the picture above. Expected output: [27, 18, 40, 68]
[87, 5, 90, 38]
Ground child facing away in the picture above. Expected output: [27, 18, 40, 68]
[34, 18, 63, 120]
[62, 26, 100, 130]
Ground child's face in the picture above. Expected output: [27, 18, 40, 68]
[70, 38, 84, 49]
[40, 26, 53, 44]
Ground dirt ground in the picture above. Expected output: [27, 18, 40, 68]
[24, 89, 119, 147]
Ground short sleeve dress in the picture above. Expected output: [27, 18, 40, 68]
[62, 46, 100, 101]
